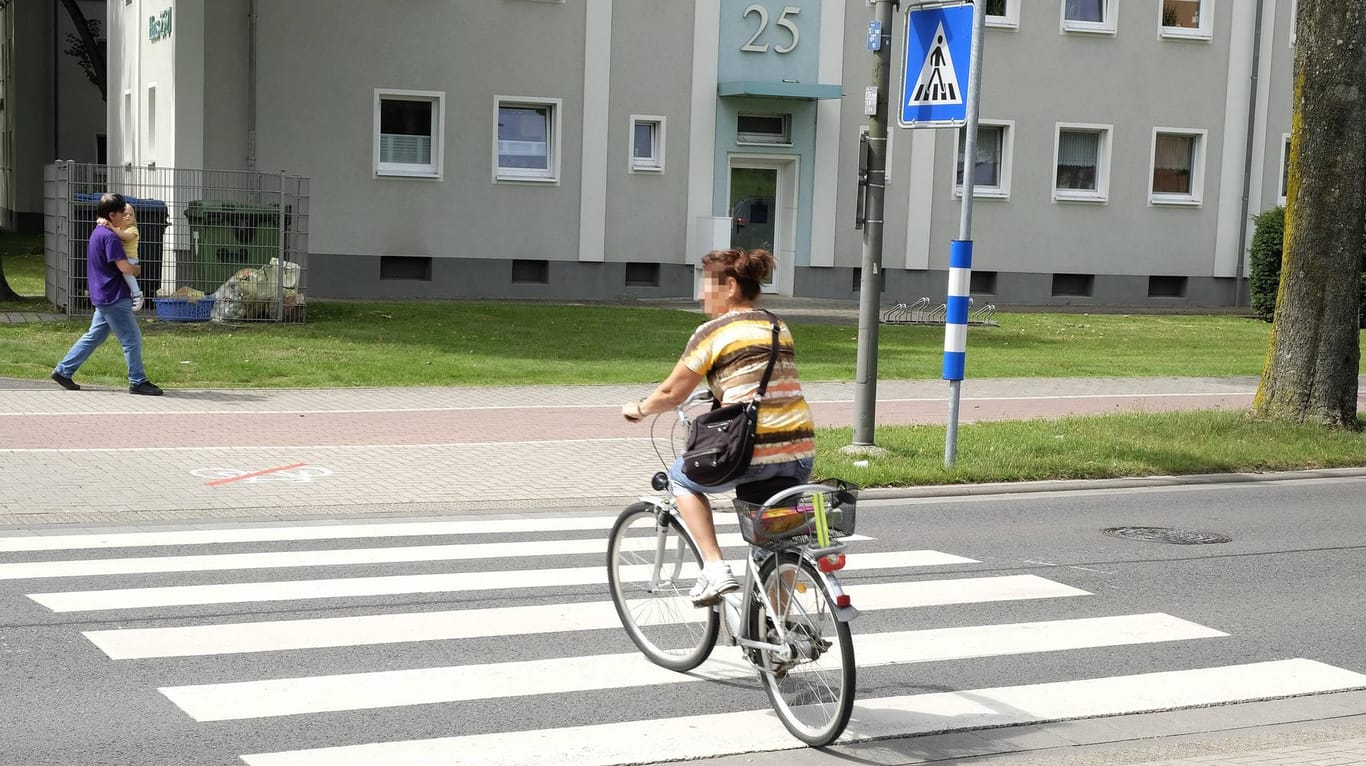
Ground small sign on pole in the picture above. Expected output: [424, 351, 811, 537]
[898, 2, 974, 128]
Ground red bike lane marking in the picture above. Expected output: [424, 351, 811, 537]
[205, 462, 309, 487]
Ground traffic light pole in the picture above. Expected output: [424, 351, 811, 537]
[851, 0, 897, 448]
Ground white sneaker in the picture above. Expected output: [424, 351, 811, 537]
[131, 294, 145, 311]
[690, 563, 739, 606]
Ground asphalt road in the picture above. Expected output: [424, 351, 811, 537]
[1, 475, 1363, 765]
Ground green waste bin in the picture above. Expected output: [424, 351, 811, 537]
[185, 200, 285, 294]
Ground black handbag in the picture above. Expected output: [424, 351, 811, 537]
[680, 314, 781, 487]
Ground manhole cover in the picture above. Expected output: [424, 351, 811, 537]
[1102, 527, 1232, 545]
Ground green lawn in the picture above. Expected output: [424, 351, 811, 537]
[0, 297, 1281, 388]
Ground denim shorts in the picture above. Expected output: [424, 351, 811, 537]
[669, 455, 814, 497]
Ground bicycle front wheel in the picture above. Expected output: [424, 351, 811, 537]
[606, 502, 719, 672]
[749, 552, 856, 746]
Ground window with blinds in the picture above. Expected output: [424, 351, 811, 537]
[954, 122, 1012, 198]
[375, 91, 443, 178]
[496, 98, 560, 182]
[1062, 0, 1115, 34]
[1053, 124, 1111, 202]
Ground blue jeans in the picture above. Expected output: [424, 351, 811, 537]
[54, 298, 147, 385]
[669, 456, 814, 497]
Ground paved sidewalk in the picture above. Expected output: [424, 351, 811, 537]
[0, 374, 1339, 525]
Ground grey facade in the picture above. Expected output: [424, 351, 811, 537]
[0, 0, 107, 233]
[101, 0, 1296, 309]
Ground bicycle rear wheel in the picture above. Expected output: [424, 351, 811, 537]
[606, 502, 719, 672]
[749, 552, 856, 746]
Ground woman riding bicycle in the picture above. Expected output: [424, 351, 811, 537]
[622, 247, 816, 606]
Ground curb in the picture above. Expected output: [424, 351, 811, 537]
[855, 466, 1366, 501]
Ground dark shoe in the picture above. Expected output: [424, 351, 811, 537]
[129, 381, 164, 396]
[50, 372, 80, 391]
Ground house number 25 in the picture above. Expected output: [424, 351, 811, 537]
[741, 5, 801, 54]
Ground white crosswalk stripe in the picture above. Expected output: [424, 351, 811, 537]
[3, 512, 1363, 766]
[237, 660, 1366, 766]
[82, 575, 1088, 659]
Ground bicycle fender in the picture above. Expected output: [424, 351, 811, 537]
[818, 567, 861, 623]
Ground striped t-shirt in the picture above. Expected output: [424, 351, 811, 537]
[680, 309, 816, 465]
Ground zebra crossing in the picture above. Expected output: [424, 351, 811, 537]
[3, 511, 1365, 766]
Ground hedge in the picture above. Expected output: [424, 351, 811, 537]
[1247, 206, 1365, 328]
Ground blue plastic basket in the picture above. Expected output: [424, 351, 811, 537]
[153, 297, 214, 322]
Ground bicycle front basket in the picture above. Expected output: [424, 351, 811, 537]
[732, 479, 859, 547]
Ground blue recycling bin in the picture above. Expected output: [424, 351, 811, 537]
[70, 193, 169, 297]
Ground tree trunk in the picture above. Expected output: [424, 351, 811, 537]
[0, 268, 19, 302]
[58, 0, 105, 102]
[1251, 0, 1366, 429]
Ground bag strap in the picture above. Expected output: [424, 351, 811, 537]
[751, 309, 782, 405]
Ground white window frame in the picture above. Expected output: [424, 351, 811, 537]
[494, 96, 562, 183]
[1052, 122, 1112, 204]
[122, 90, 133, 162]
[145, 83, 157, 161]
[1159, 0, 1213, 41]
[1277, 132, 1291, 206]
[373, 89, 444, 180]
[952, 119, 1013, 200]
[736, 113, 792, 146]
[628, 115, 666, 173]
[1060, 0, 1117, 35]
[1148, 127, 1207, 206]
[985, 0, 1020, 29]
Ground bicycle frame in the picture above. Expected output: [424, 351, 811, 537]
[633, 483, 859, 667]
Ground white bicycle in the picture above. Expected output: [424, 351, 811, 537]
[605, 391, 860, 746]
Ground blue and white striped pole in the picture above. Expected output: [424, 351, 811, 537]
[943, 240, 972, 464]
[944, 0, 987, 467]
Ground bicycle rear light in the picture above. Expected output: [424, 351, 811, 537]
[818, 553, 846, 573]
[835, 594, 852, 608]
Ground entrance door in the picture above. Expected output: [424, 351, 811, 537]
[727, 157, 794, 293]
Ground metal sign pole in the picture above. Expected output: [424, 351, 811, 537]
[943, 0, 986, 467]
[851, 0, 897, 448]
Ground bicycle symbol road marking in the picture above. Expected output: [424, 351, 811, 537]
[193, 464, 335, 486]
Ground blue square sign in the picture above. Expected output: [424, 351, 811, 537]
[899, 2, 974, 128]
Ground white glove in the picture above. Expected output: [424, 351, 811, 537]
[131, 294, 145, 311]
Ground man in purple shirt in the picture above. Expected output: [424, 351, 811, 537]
[51, 193, 163, 395]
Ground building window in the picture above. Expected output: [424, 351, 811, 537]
[1278, 132, 1291, 205]
[512, 259, 550, 284]
[496, 97, 560, 182]
[145, 85, 156, 159]
[737, 113, 791, 145]
[1149, 128, 1206, 205]
[375, 90, 443, 179]
[1052, 273, 1094, 297]
[954, 120, 1012, 199]
[985, 0, 1019, 29]
[1161, 0, 1213, 40]
[625, 262, 660, 287]
[629, 115, 665, 173]
[122, 91, 132, 162]
[380, 256, 432, 281]
[1053, 123, 1111, 203]
[1061, 0, 1116, 34]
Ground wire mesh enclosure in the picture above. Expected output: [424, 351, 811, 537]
[43, 162, 310, 323]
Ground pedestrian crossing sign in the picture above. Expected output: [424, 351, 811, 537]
[899, 1, 975, 128]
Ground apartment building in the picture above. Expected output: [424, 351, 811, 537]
[94, 0, 1297, 307]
